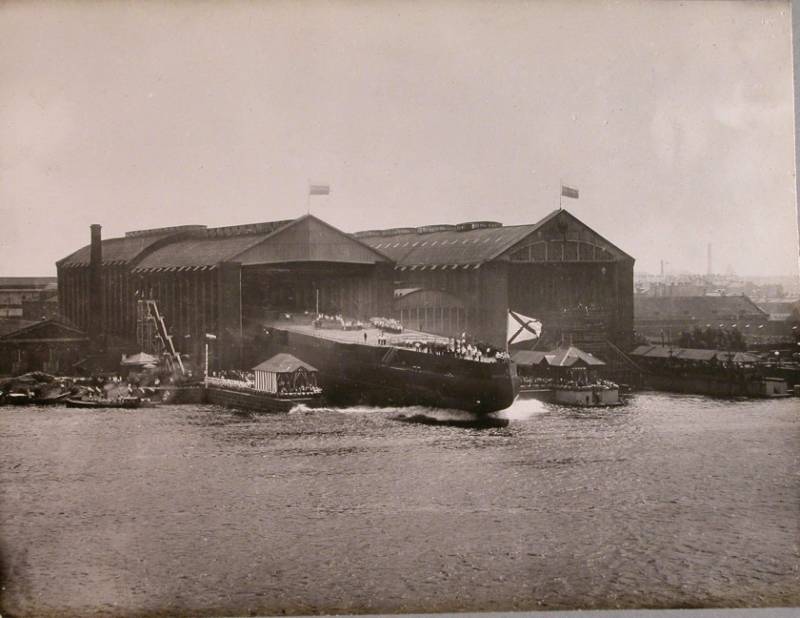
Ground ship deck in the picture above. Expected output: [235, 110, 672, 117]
[266, 321, 450, 347]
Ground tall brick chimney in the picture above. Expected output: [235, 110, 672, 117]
[89, 224, 104, 342]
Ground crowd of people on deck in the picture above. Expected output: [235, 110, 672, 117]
[519, 372, 617, 391]
[369, 317, 403, 333]
[393, 333, 510, 363]
[313, 314, 365, 330]
[212, 369, 254, 383]
[207, 369, 322, 397]
[276, 373, 321, 397]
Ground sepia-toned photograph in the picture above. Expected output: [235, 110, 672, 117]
[1, 1, 798, 617]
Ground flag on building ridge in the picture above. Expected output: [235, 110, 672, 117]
[561, 184, 579, 199]
[507, 310, 542, 346]
[309, 184, 330, 196]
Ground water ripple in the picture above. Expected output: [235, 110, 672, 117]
[0, 394, 798, 616]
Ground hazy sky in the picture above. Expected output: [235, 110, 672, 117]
[1, 0, 798, 277]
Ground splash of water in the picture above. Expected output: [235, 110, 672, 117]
[496, 397, 549, 421]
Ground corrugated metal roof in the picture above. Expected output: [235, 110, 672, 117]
[547, 346, 606, 367]
[59, 210, 631, 271]
[0, 318, 37, 337]
[0, 318, 86, 340]
[58, 234, 173, 268]
[631, 345, 758, 363]
[359, 208, 632, 267]
[133, 235, 268, 271]
[0, 277, 57, 289]
[731, 351, 760, 364]
[361, 223, 540, 266]
[121, 352, 160, 366]
[635, 346, 679, 359]
[512, 346, 604, 367]
[675, 348, 719, 361]
[252, 353, 317, 373]
[511, 350, 550, 366]
[630, 345, 655, 356]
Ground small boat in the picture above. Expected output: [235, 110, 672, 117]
[4, 393, 33, 406]
[1, 391, 74, 406]
[64, 397, 144, 409]
[31, 392, 73, 405]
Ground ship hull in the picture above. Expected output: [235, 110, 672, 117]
[264, 327, 518, 414]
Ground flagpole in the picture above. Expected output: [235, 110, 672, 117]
[505, 310, 509, 354]
[559, 179, 563, 211]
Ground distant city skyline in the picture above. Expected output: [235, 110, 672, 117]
[1, 1, 798, 277]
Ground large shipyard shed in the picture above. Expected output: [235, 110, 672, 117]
[57, 208, 633, 369]
[358, 209, 634, 351]
[57, 215, 393, 368]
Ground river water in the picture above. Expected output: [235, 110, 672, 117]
[1, 393, 798, 617]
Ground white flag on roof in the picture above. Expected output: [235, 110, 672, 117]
[561, 184, 579, 199]
[507, 310, 542, 346]
[309, 184, 330, 196]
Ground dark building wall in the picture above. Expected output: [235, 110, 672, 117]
[396, 289, 467, 337]
[390, 263, 509, 347]
[136, 269, 219, 366]
[633, 295, 770, 344]
[217, 262, 242, 368]
[58, 253, 634, 365]
[58, 266, 92, 333]
[0, 340, 87, 375]
[58, 263, 223, 368]
[392, 267, 481, 336]
[476, 262, 509, 347]
[615, 260, 635, 348]
[394, 259, 633, 349]
[241, 263, 393, 324]
[59, 264, 137, 340]
[508, 262, 617, 312]
[507, 260, 632, 349]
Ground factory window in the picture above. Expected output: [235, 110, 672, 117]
[549, 241, 564, 261]
[531, 242, 546, 261]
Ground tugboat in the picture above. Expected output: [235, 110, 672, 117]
[204, 353, 323, 413]
[261, 315, 518, 414]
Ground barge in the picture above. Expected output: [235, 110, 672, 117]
[204, 353, 323, 413]
[514, 345, 622, 407]
[519, 382, 622, 407]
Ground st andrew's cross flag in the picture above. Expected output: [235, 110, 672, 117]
[561, 184, 579, 199]
[507, 310, 542, 346]
[309, 184, 330, 196]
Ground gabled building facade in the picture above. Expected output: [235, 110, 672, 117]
[0, 318, 88, 375]
[358, 209, 634, 350]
